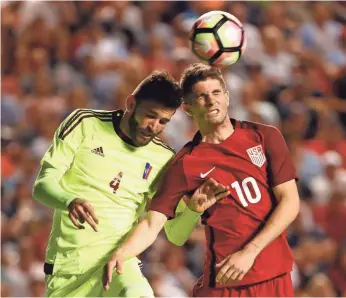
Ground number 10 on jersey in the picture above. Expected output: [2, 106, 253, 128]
[231, 177, 261, 207]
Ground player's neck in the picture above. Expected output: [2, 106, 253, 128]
[200, 117, 234, 144]
[119, 112, 132, 139]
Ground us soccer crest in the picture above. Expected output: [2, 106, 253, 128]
[246, 145, 266, 167]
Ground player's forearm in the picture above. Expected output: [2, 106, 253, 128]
[117, 211, 167, 258]
[244, 183, 300, 255]
[33, 166, 76, 210]
[164, 201, 201, 246]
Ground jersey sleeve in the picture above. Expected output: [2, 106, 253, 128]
[263, 126, 297, 187]
[33, 110, 86, 210]
[149, 160, 188, 219]
[41, 109, 85, 175]
[164, 199, 201, 246]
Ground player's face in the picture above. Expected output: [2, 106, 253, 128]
[128, 100, 176, 146]
[185, 78, 229, 126]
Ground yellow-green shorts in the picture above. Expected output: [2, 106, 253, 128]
[45, 258, 154, 297]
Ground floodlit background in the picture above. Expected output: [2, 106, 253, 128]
[1, 1, 346, 297]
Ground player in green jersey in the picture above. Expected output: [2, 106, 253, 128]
[33, 71, 229, 297]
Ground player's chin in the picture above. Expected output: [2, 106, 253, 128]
[205, 114, 223, 124]
[135, 135, 154, 146]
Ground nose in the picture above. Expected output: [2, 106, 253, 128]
[148, 119, 160, 133]
[205, 94, 216, 107]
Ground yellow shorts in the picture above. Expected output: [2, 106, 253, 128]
[45, 258, 154, 297]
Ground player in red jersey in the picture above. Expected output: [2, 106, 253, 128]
[103, 63, 300, 297]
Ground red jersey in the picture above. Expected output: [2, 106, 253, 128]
[150, 119, 297, 288]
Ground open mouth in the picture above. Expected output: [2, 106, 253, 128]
[206, 109, 219, 116]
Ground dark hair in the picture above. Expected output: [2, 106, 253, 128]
[180, 63, 226, 100]
[132, 71, 182, 109]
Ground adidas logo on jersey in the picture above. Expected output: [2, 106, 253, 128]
[91, 147, 104, 157]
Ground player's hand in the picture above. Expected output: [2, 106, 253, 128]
[187, 178, 230, 213]
[103, 250, 124, 291]
[68, 198, 99, 232]
[215, 248, 258, 285]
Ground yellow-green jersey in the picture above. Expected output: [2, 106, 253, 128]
[33, 109, 175, 275]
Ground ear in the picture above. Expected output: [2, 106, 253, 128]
[126, 95, 136, 112]
[225, 91, 230, 108]
[182, 103, 192, 116]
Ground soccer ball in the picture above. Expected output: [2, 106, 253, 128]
[189, 11, 246, 67]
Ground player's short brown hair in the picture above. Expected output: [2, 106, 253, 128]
[132, 71, 182, 109]
[180, 63, 226, 102]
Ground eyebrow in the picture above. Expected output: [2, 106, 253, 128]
[147, 110, 171, 122]
[197, 88, 222, 97]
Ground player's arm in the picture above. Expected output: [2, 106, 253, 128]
[165, 180, 230, 246]
[216, 126, 299, 285]
[33, 110, 83, 209]
[103, 170, 229, 290]
[103, 182, 229, 290]
[216, 180, 299, 285]
[108, 210, 166, 265]
[33, 162, 78, 210]
[164, 199, 201, 246]
[143, 162, 196, 246]
[244, 179, 299, 254]
[103, 161, 187, 291]
[144, 161, 200, 246]
[32, 109, 98, 230]
[109, 179, 228, 255]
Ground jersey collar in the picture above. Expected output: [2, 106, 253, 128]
[192, 118, 239, 146]
[112, 110, 138, 147]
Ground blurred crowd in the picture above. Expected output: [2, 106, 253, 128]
[1, 1, 346, 297]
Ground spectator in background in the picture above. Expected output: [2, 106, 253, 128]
[154, 244, 196, 296]
[286, 134, 323, 190]
[309, 151, 346, 205]
[138, 2, 175, 56]
[332, 65, 346, 131]
[304, 111, 346, 168]
[300, 2, 343, 65]
[162, 47, 197, 151]
[234, 81, 281, 126]
[76, 21, 129, 106]
[260, 25, 297, 87]
[329, 242, 346, 297]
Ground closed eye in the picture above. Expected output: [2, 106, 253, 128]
[159, 119, 170, 125]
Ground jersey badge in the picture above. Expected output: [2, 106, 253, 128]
[142, 162, 153, 180]
[246, 145, 266, 167]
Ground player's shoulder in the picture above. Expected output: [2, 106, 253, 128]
[236, 119, 282, 138]
[237, 119, 276, 132]
[68, 108, 114, 121]
[150, 136, 176, 157]
[59, 109, 114, 140]
[169, 140, 194, 165]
